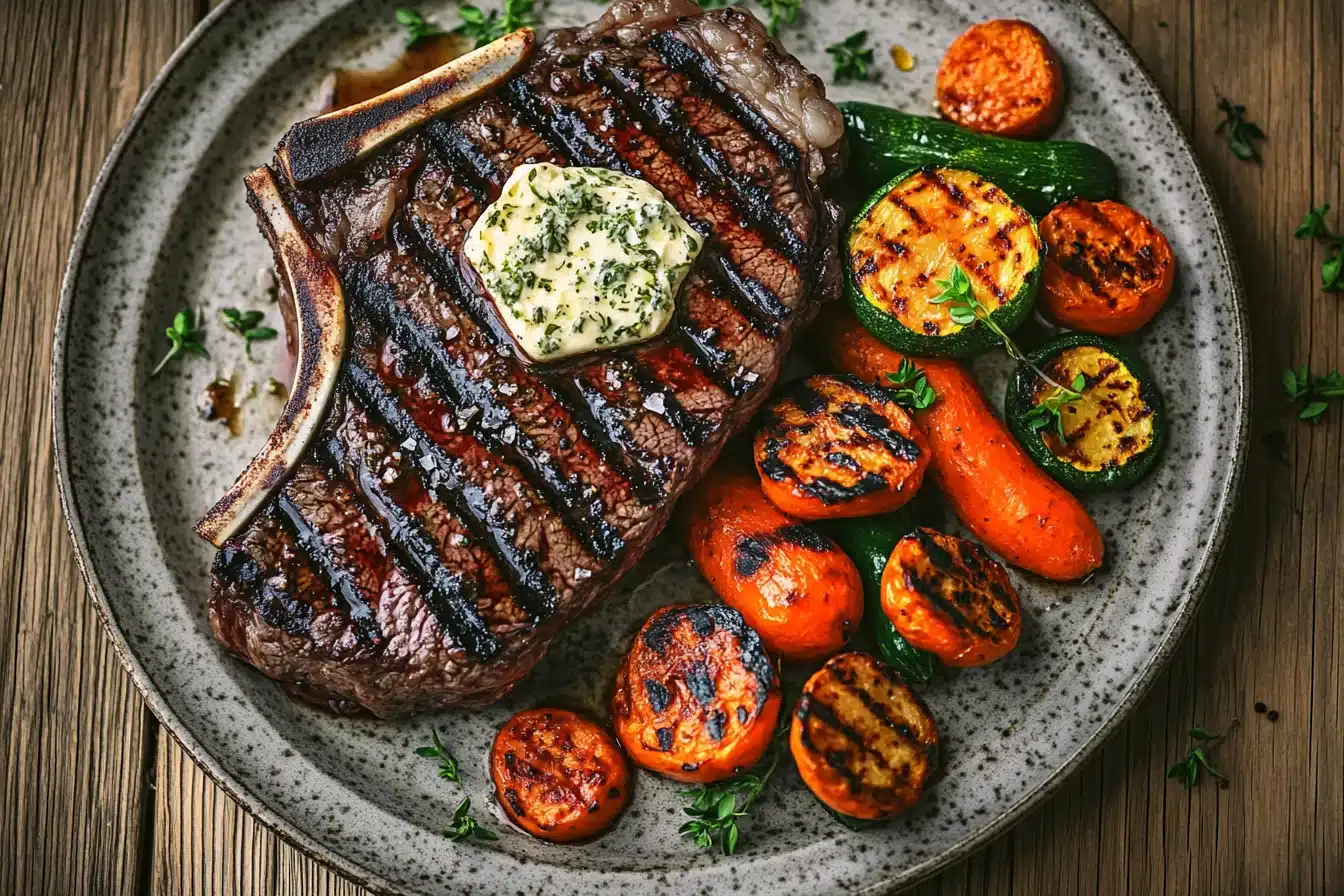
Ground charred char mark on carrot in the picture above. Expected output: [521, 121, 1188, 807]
[733, 522, 836, 576]
[639, 604, 775, 697]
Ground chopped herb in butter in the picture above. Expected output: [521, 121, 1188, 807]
[463, 163, 704, 362]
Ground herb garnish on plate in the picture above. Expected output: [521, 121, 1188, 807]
[454, 0, 537, 48]
[417, 730, 496, 843]
[152, 308, 208, 377]
[827, 31, 874, 83]
[220, 308, 278, 360]
[931, 264, 1084, 436]
[394, 7, 447, 49]
[885, 358, 937, 412]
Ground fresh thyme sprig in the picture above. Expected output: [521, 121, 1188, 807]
[1282, 365, 1344, 421]
[454, 0, 536, 48]
[1215, 99, 1264, 163]
[679, 722, 787, 854]
[395, 7, 447, 49]
[415, 729, 461, 782]
[152, 308, 208, 377]
[826, 31, 874, 83]
[1166, 723, 1235, 788]
[930, 264, 1084, 420]
[1023, 373, 1088, 441]
[220, 308, 278, 361]
[758, 0, 800, 36]
[444, 797, 499, 842]
[1294, 204, 1344, 293]
[885, 358, 937, 412]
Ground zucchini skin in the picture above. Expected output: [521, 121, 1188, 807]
[846, 167, 1041, 359]
[823, 512, 938, 684]
[1004, 333, 1168, 492]
[840, 101, 1120, 217]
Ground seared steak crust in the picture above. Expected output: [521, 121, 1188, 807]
[209, 1, 844, 716]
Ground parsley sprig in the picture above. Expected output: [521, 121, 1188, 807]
[1294, 204, 1344, 292]
[395, 7, 447, 49]
[444, 797, 499, 842]
[1282, 365, 1344, 421]
[220, 308, 278, 360]
[1166, 724, 1234, 788]
[930, 265, 1084, 433]
[454, 0, 536, 48]
[152, 308, 208, 376]
[415, 729, 460, 782]
[885, 358, 937, 411]
[1215, 99, 1264, 163]
[826, 31, 874, 82]
[679, 723, 786, 854]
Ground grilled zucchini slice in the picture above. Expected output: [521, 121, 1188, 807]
[1004, 333, 1167, 492]
[790, 652, 939, 821]
[846, 166, 1043, 358]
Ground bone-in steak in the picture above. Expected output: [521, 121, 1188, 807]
[204, 0, 845, 716]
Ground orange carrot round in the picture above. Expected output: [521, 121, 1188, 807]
[1038, 199, 1176, 335]
[612, 604, 781, 783]
[490, 708, 631, 842]
[818, 312, 1104, 582]
[754, 374, 931, 520]
[936, 19, 1066, 138]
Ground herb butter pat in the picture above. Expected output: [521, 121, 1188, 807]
[463, 163, 704, 362]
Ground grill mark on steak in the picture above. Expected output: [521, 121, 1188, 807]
[675, 272, 772, 398]
[307, 433, 503, 660]
[344, 357, 571, 621]
[502, 76, 800, 324]
[593, 57, 811, 263]
[344, 248, 626, 561]
[273, 490, 385, 649]
[651, 32, 805, 177]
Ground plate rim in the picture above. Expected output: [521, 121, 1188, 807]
[49, 1, 1251, 892]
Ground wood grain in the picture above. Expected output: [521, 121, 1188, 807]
[0, 1, 1340, 894]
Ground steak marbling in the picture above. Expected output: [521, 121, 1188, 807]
[204, 0, 844, 716]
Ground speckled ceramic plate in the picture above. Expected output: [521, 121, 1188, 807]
[53, 0, 1248, 892]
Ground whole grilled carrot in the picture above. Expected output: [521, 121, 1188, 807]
[818, 313, 1103, 582]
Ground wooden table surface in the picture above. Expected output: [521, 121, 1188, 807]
[2, 0, 1340, 893]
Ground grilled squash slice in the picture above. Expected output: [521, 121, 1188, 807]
[790, 652, 939, 820]
[1005, 333, 1166, 491]
[846, 166, 1042, 358]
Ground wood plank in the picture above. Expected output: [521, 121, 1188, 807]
[149, 737, 277, 896]
[0, 0, 195, 894]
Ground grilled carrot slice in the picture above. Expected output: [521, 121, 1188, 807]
[490, 708, 631, 842]
[936, 19, 1065, 138]
[1038, 199, 1176, 335]
[819, 312, 1104, 582]
[880, 528, 1021, 667]
[790, 652, 939, 820]
[683, 467, 864, 662]
[612, 604, 782, 783]
[754, 374, 931, 520]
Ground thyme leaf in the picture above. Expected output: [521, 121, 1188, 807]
[395, 7, 447, 49]
[1294, 203, 1344, 292]
[152, 308, 208, 377]
[415, 729, 460, 782]
[826, 31, 874, 83]
[444, 797, 498, 843]
[1166, 723, 1234, 788]
[885, 358, 937, 411]
[1215, 99, 1264, 163]
[1282, 364, 1344, 421]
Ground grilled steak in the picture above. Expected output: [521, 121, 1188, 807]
[203, 0, 845, 717]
